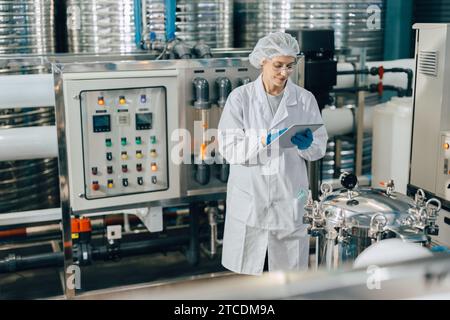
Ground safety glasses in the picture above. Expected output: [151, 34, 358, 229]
[270, 59, 297, 74]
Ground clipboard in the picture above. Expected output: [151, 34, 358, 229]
[268, 123, 323, 149]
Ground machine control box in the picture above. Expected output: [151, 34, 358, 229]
[80, 87, 168, 199]
[54, 67, 180, 213]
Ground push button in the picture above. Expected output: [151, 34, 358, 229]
[135, 136, 142, 145]
[121, 165, 128, 173]
[121, 151, 128, 160]
[121, 137, 127, 146]
[105, 138, 112, 147]
[91, 167, 98, 175]
[136, 150, 143, 159]
[92, 181, 100, 191]
[107, 166, 113, 174]
[150, 136, 157, 144]
[136, 163, 142, 172]
[107, 179, 114, 189]
[150, 149, 157, 158]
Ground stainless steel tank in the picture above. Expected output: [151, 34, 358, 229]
[66, 0, 233, 53]
[303, 173, 440, 269]
[176, 0, 233, 48]
[234, 0, 385, 61]
[0, 0, 55, 54]
[322, 134, 372, 180]
[144, 0, 166, 41]
[66, 0, 137, 53]
[0, 1, 58, 213]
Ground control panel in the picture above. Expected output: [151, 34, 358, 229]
[55, 68, 180, 212]
[436, 131, 450, 201]
[80, 87, 168, 199]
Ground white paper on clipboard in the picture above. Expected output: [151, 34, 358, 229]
[268, 123, 323, 149]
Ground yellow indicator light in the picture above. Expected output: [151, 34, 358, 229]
[98, 98, 105, 105]
[121, 153, 128, 160]
[136, 152, 143, 159]
[151, 163, 158, 172]
[119, 97, 126, 105]
[444, 143, 449, 150]
[150, 150, 157, 158]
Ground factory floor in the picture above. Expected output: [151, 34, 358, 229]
[0, 248, 225, 300]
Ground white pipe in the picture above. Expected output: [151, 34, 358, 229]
[0, 126, 58, 161]
[322, 105, 375, 138]
[0, 74, 55, 109]
[336, 59, 415, 89]
[0, 106, 374, 161]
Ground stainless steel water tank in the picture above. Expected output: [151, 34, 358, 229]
[176, 0, 233, 48]
[322, 134, 372, 180]
[0, 0, 55, 54]
[66, 0, 136, 53]
[0, 0, 58, 214]
[66, 0, 233, 53]
[145, 0, 166, 41]
[234, 0, 385, 61]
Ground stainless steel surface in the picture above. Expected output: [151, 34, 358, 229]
[53, 63, 75, 298]
[0, 208, 61, 227]
[66, 0, 234, 53]
[322, 134, 372, 180]
[304, 182, 439, 269]
[144, 0, 165, 41]
[0, 0, 55, 54]
[321, 188, 414, 227]
[176, 0, 233, 48]
[61, 255, 450, 300]
[66, 0, 137, 53]
[234, 0, 385, 61]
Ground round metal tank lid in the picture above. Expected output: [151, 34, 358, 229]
[320, 188, 415, 227]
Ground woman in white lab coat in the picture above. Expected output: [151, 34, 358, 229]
[218, 32, 328, 275]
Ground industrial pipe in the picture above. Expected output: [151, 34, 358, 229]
[335, 59, 414, 90]
[0, 234, 211, 273]
[0, 126, 58, 161]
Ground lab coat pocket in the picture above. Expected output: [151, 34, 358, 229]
[226, 186, 253, 224]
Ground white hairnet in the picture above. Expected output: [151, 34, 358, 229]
[249, 32, 300, 69]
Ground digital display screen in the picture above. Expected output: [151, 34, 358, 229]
[93, 115, 111, 132]
[135, 112, 152, 130]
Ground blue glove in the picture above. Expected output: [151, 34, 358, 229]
[291, 128, 313, 150]
[266, 128, 288, 145]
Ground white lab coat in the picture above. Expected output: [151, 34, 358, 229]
[218, 74, 328, 275]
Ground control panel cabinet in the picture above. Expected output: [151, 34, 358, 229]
[55, 69, 180, 212]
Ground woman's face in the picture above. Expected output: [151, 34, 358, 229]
[261, 56, 297, 88]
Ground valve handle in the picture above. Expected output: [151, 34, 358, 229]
[426, 198, 442, 212]
[320, 182, 333, 196]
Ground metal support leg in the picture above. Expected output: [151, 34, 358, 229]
[187, 203, 201, 266]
